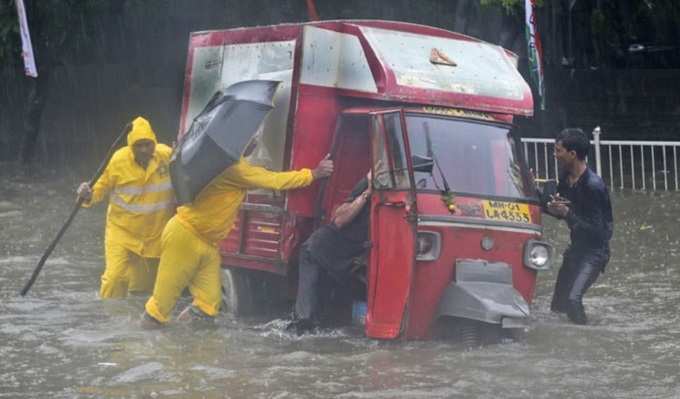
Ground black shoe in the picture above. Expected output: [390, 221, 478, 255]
[285, 318, 315, 336]
[550, 301, 568, 314]
[566, 301, 588, 325]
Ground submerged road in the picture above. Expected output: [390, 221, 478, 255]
[1, 170, 679, 398]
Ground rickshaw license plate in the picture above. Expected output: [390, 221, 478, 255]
[482, 200, 531, 224]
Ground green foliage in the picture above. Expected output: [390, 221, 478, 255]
[480, 0, 544, 12]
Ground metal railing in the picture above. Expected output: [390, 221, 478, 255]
[521, 127, 680, 191]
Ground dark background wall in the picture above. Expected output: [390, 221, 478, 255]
[1, 0, 678, 171]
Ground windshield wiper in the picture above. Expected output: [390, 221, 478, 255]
[423, 122, 451, 194]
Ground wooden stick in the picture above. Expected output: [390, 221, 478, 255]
[20, 123, 132, 296]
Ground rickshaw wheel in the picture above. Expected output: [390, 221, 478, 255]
[221, 268, 256, 316]
[459, 319, 481, 348]
[435, 317, 509, 346]
[433, 317, 482, 347]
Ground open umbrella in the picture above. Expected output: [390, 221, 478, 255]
[170, 79, 281, 204]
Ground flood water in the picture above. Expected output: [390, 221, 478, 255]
[1, 169, 679, 399]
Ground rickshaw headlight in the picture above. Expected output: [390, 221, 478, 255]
[523, 240, 553, 271]
[416, 231, 441, 261]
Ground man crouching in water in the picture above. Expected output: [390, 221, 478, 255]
[287, 170, 372, 334]
[546, 128, 613, 325]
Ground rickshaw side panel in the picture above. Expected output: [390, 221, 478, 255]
[321, 115, 372, 223]
[179, 26, 302, 137]
[218, 83, 342, 273]
[286, 85, 344, 218]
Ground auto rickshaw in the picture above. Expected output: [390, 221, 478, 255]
[177, 20, 553, 343]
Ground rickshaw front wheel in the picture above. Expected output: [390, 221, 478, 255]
[434, 317, 508, 347]
[459, 319, 481, 348]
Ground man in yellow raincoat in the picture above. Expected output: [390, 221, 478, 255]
[77, 117, 174, 298]
[142, 152, 333, 326]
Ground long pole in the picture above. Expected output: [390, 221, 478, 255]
[20, 123, 132, 296]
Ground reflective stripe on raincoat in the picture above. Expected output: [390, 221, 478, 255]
[176, 159, 314, 245]
[84, 117, 175, 258]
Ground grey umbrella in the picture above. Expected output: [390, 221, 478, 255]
[170, 79, 281, 204]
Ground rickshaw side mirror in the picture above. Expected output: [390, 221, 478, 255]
[412, 154, 434, 174]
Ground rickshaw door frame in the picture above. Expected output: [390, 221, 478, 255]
[365, 109, 418, 339]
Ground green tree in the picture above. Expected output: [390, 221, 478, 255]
[480, 0, 543, 12]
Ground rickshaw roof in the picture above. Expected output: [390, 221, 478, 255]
[187, 20, 534, 118]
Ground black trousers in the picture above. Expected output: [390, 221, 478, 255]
[294, 228, 360, 321]
[551, 247, 609, 313]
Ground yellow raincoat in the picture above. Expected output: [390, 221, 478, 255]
[84, 117, 175, 298]
[145, 160, 314, 323]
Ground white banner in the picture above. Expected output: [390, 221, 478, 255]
[15, 0, 38, 78]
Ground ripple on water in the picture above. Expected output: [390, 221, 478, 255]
[0, 255, 36, 265]
[2, 190, 680, 398]
[109, 362, 166, 384]
[189, 365, 235, 380]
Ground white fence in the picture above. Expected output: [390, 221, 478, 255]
[521, 127, 680, 191]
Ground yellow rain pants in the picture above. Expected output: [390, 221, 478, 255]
[84, 117, 175, 298]
[145, 159, 314, 323]
[101, 240, 159, 298]
[144, 217, 221, 323]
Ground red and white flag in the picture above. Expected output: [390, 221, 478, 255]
[14, 0, 38, 78]
[525, 0, 544, 110]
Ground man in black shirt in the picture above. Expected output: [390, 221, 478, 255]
[288, 171, 372, 334]
[546, 128, 613, 325]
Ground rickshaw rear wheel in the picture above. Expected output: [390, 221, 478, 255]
[222, 267, 288, 317]
[221, 268, 256, 316]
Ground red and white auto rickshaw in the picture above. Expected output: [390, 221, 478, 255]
[177, 20, 553, 342]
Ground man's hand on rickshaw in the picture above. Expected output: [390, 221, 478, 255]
[312, 154, 334, 179]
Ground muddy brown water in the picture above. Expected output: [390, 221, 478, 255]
[1, 171, 679, 398]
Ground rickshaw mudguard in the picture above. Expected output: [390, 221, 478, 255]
[435, 260, 530, 325]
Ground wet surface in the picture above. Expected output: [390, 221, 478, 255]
[1, 169, 679, 398]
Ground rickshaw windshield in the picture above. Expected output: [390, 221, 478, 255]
[405, 114, 535, 200]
